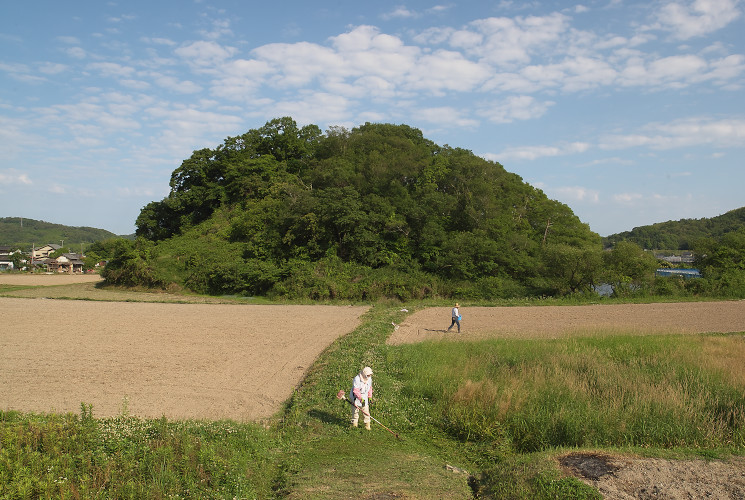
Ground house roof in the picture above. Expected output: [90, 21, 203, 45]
[35, 244, 62, 251]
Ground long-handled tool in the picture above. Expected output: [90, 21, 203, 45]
[336, 389, 401, 439]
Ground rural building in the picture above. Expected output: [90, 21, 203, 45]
[655, 252, 695, 264]
[0, 246, 25, 271]
[32, 244, 62, 259]
[656, 268, 701, 278]
[46, 253, 85, 274]
[0, 256, 14, 271]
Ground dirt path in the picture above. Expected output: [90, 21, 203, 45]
[0, 297, 368, 421]
[388, 301, 745, 344]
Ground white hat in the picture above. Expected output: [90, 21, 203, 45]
[361, 366, 373, 378]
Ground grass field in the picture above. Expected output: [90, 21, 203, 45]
[1, 277, 744, 498]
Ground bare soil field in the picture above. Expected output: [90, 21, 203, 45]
[0, 273, 273, 304]
[388, 301, 745, 344]
[0, 273, 104, 286]
[0, 296, 369, 421]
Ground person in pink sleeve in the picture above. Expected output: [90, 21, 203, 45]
[350, 366, 373, 430]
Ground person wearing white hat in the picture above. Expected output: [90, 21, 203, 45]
[350, 366, 374, 430]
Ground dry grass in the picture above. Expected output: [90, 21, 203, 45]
[434, 334, 745, 448]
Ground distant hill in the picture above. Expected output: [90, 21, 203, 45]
[602, 207, 745, 250]
[0, 217, 125, 250]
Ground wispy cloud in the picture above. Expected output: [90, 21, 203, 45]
[649, 0, 742, 40]
[495, 142, 590, 161]
[477, 95, 554, 123]
[382, 6, 420, 20]
[600, 118, 745, 150]
[0, 169, 32, 186]
[553, 185, 600, 203]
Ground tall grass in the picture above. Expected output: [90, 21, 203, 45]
[0, 407, 277, 498]
[388, 333, 745, 453]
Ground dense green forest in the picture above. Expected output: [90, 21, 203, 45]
[603, 206, 745, 250]
[0, 217, 122, 250]
[104, 118, 605, 299]
[101, 118, 744, 300]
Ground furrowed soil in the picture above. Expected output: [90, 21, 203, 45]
[0, 274, 369, 421]
[2, 274, 744, 499]
[387, 300, 745, 344]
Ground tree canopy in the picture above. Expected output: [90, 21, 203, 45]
[603, 207, 745, 250]
[111, 118, 607, 299]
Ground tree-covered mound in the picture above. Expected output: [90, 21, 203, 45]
[104, 118, 602, 300]
[603, 206, 745, 250]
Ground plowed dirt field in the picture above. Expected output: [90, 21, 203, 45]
[0, 287, 368, 421]
[388, 300, 745, 344]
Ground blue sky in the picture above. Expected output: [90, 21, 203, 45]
[1, 0, 743, 237]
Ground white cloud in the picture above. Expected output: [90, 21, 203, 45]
[175, 40, 237, 67]
[0, 169, 32, 185]
[209, 58, 274, 100]
[653, 0, 741, 40]
[253, 41, 343, 87]
[496, 141, 590, 161]
[412, 26, 454, 45]
[615, 51, 745, 89]
[65, 47, 87, 59]
[382, 6, 419, 20]
[478, 95, 554, 123]
[407, 49, 491, 94]
[706, 54, 745, 85]
[87, 62, 136, 78]
[553, 185, 600, 203]
[153, 74, 202, 93]
[268, 92, 353, 125]
[600, 118, 745, 150]
[38, 63, 68, 75]
[141, 36, 177, 46]
[412, 106, 479, 127]
[200, 18, 233, 40]
[143, 105, 244, 157]
[427, 5, 453, 15]
[463, 13, 571, 66]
